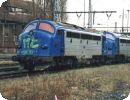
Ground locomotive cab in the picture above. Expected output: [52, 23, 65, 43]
[14, 20, 64, 70]
[102, 31, 122, 63]
[102, 31, 119, 57]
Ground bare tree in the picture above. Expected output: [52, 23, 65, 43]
[4, 0, 67, 22]
[31, 0, 67, 22]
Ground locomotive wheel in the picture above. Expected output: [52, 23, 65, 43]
[24, 61, 35, 71]
[66, 58, 78, 68]
[67, 59, 73, 68]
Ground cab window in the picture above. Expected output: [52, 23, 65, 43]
[39, 22, 54, 33]
[24, 22, 37, 32]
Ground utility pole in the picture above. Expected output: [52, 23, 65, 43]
[43, 0, 46, 19]
[122, 9, 124, 33]
[88, 0, 92, 28]
[32, 0, 35, 18]
[53, 0, 61, 22]
[114, 22, 117, 32]
[127, 10, 130, 32]
[83, 0, 85, 27]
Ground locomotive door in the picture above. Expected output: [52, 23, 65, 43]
[80, 39, 86, 58]
[53, 29, 64, 56]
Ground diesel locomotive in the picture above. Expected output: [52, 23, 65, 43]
[12, 20, 130, 71]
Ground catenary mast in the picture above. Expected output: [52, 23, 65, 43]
[53, 0, 61, 22]
[88, 0, 92, 28]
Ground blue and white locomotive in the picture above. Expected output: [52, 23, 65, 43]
[13, 20, 130, 70]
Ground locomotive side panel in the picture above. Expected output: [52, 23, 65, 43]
[81, 39, 102, 58]
[64, 31, 81, 58]
[64, 30, 102, 61]
[128, 41, 130, 57]
[120, 43, 128, 56]
[119, 38, 130, 57]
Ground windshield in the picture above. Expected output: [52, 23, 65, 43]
[39, 22, 54, 33]
[24, 22, 37, 32]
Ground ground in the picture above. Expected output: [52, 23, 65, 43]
[0, 63, 130, 100]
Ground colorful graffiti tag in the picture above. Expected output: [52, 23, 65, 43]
[23, 32, 39, 49]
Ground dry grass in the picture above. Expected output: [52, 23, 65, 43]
[0, 64, 130, 100]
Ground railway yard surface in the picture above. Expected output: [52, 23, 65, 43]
[0, 54, 129, 100]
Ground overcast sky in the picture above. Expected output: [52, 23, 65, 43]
[0, 0, 6, 7]
[67, 0, 130, 32]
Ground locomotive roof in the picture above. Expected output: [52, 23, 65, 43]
[58, 22, 100, 32]
[64, 28, 102, 37]
[119, 35, 130, 40]
[28, 20, 130, 39]
[57, 22, 102, 36]
[111, 32, 130, 40]
[30, 20, 101, 34]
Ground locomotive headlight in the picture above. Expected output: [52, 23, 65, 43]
[40, 44, 48, 49]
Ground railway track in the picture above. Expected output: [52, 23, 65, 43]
[0, 54, 15, 60]
[0, 61, 129, 80]
[0, 64, 53, 79]
[0, 66, 27, 79]
[0, 66, 20, 72]
[0, 54, 62, 79]
[0, 64, 75, 79]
